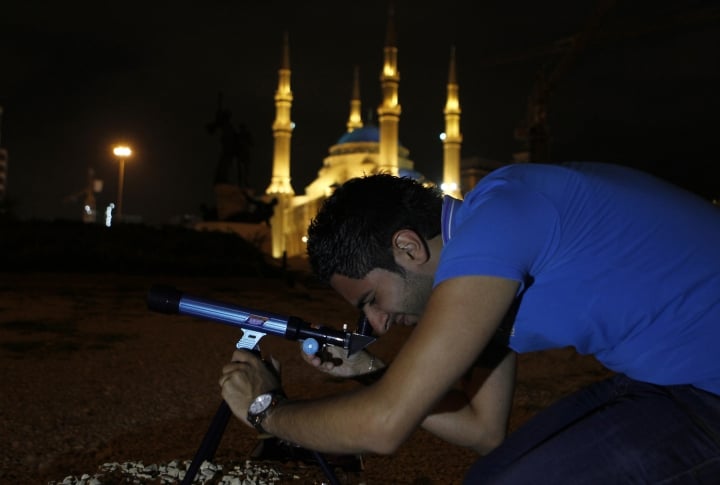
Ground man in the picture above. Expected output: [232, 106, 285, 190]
[220, 162, 720, 483]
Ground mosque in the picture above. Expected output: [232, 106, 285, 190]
[206, 9, 514, 259]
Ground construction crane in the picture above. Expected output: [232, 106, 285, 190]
[0, 105, 8, 210]
[508, 2, 720, 163]
[514, 0, 617, 163]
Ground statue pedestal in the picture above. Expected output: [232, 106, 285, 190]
[214, 184, 249, 220]
[194, 220, 272, 254]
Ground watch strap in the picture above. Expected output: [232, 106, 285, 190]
[247, 390, 286, 434]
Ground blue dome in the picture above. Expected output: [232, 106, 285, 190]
[399, 168, 425, 180]
[336, 126, 379, 144]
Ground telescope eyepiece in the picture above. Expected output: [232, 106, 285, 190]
[356, 315, 373, 337]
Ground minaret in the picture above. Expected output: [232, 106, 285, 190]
[442, 46, 462, 198]
[266, 32, 295, 258]
[346, 66, 363, 133]
[377, 4, 401, 175]
[267, 32, 295, 196]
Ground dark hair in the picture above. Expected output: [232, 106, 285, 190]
[306, 174, 443, 282]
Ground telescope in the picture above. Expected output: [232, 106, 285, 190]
[147, 284, 375, 356]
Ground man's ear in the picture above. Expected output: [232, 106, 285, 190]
[392, 229, 429, 264]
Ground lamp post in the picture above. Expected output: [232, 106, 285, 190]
[112, 145, 132, 221]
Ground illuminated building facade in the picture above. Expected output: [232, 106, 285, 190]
[266, 10, 464, 258]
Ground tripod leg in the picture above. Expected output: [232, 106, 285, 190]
[181, 400, 232, 485]
[182, 400, 344, 485]
[313, 450, 341, 485]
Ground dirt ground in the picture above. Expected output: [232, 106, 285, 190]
[0, 268, 613, 484]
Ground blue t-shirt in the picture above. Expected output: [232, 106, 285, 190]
[435, 162, 720, 396]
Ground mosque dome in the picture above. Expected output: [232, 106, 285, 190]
[399, 168, 426, 181]
[335, 125, 407, 150]
[336, 125, 380, 144]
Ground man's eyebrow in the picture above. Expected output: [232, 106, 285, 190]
[356, 291, 372, 311]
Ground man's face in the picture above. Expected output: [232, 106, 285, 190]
[330, 266, 434, 336]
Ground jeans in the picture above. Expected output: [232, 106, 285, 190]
[464, 374, 720, 484]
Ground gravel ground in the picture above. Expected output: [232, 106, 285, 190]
[0, 270, 612, 484]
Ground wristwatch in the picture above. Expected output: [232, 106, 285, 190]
[247, 390, 286, 434]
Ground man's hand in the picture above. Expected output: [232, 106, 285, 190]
[301, 345, 385, 378]
[219, 349, 281, 426]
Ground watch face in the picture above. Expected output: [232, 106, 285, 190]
[249, 393, 273, 414]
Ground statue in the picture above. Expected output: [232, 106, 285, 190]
[203, 93, 277, 225]
[206, 93, 253, 187]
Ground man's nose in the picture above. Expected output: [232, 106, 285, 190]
[364, 307, 389, 335]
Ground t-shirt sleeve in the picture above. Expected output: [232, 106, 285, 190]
[434, 185, 560, 290]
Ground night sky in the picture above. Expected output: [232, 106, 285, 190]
[2, 0, 719, 223]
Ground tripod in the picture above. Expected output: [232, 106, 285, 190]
[180, 400, 342, 485]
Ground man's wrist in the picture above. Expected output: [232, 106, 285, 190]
[351, 366, 387, 386]
[359, 351, 384, 373]
[247, 389, 287, 434]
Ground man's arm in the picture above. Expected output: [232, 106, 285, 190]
[421, 351, 516, 454]
[220, 275, 519, 455]
[300, 322, 516, 452]
[301, 344, 516, 453]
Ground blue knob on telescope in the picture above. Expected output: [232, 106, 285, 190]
[303, 338, 319, 355]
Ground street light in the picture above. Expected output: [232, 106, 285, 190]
[112, 145, 132, 221]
